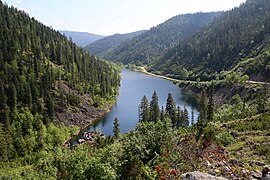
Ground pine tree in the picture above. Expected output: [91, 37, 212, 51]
[207, 83, 214, 122]
[46, 94, 54, 122]
[138, 95, 150, 122]
[160, 106, 165, 122]
[198, 89, 207, 127]
[0, 123, 8, 161]
[0, 81, 9, 126]
[191, 108, 195, 126]
[176, 106, 181, 128]
[149, 91, 160, 122]
[7, 82, 17, 112]
[183, 106, 189, 128]
[113, 118, 121, 138]
[165, 93, 176, 125]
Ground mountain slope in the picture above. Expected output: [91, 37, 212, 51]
[151, 0, 270, 82]
[59, 30, 105, 47]
[0, 0, 120, 161]
[102, 12, 221, 65]
[84, 30, 146, 57]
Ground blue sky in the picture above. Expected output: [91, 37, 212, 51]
[4, 0, 246, 36]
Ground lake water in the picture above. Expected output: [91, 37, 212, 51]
[88, 69, 199, 135]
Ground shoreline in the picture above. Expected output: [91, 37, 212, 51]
[131, 66, 181, 83]
[63, 96, 118, 145]
[129, 66, 216, 86]
[64, 108, 111, 145]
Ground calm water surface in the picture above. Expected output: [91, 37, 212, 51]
[88, 69, 199, 135]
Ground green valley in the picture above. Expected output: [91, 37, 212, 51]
[0, 0, 270, 179]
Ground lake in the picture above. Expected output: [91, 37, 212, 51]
[88, 69, 199, 135]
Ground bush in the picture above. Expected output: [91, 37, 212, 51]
[215, 131, 234, 146]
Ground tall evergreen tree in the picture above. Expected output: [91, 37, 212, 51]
[138, 95, 150, 122]
[207, 83, 214, 122]
[176, 106, 182, 128]
[7, 82, 17, 112]
[160, 106, 165, 122]
[191, 108, 195, 126]
[46, 94, 54, 122]
[0, 81, 9, 126]
[165, 93, 177, 125]
[183, 106, 189, 128]
[198, 89, 207, 127]
[149, 91, 160, 122]
[113, 118, 121, 138]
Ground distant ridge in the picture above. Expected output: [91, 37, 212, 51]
[84, 30, 146, 57]
[59, 30, 105, 47]
[87, 12, 221, 65]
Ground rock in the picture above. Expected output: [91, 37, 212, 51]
[262, 165, 270, 177]
[229, 159, 238, 165]
[250, 170, 261, 179]
[229, 159, 244, 167]
[216, 161, 223, 167]
[250, 160, 255, 167]
[255, 161, 266, 166]
[214, 169, 221, 174]
[206, 160, 212, 167]
[222, 166, 230, 173]
[77, 139, 85, 144]
[242, 169, 250, 176]
[182, 171, 228, 180]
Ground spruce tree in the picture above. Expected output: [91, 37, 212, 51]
[160, 106, 165, 122]
[7, 82, 17, 112]
[207, 83, 214, 122]
[46, 94, 54, 122]
[139, 95, 150, 122]
[0, 81, 9, 126]
[165, 93, 177, 125]
[113, 118, 121, 138]
[183, 106, 189, 127]
[191, 108, 195, 126]
[176, 106, 181, 128]
[198, 89, 207, 127]
[149, 91, 160, 122]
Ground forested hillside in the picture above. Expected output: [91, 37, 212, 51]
[102, 12, 221, 65]
[59, 30, 105, 47]
[151, 0, 270, 82]
[0, 0, 119, 162]
[0, 0, 269, 179]
[84, 30, 146, 57]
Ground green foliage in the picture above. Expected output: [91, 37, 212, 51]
[255, 144, 270, 156]
[113, 118, 121, 139]
[149, 91, 160, 122]
[215, 131, 234, 147]
[96, 12, 220, 65]
[139, 95, 150, 122]
[85, 30, 145, 58]
[124, 119, 173, 163]
[228, 112, 270, 132]
[214, 94, 259, 122]
[0, 0, 120, 166]
[165, 93, 176, 125]
[152, 0, 270, 81]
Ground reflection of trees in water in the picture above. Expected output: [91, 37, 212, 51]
[180, 89, 199, 110]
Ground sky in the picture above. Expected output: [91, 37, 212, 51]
[3, 0, 246, 36]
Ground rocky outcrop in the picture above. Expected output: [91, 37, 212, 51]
[262, 165, 270, 179]
[182, 171, 228, 180]
[55, 81, 109, 128]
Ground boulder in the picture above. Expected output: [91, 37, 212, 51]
[262, 165, 270, 178]
[251, 170, 261, 179]
[182, 171, 228, 180]
[255, 161, 266, 166]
